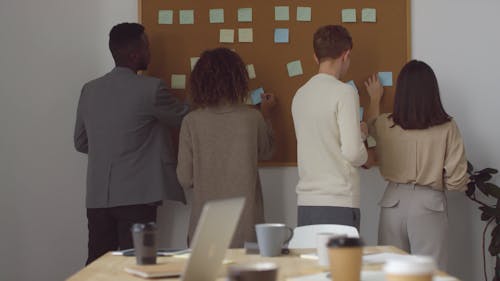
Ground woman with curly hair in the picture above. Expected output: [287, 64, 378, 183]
[176, 48, 276, 247]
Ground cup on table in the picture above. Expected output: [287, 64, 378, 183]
[255, 223, 294, 257]
[227, 262, 278, 281]
[327, 236, 363, 281]
[131, 222, 157, 265]
[316, 233, 347, 266]
[384, 256, 436, 281]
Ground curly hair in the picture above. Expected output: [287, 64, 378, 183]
[189, 48, 249, 107]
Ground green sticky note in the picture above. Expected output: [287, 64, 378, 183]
[179, 10, 194, 24]
[274, 28, 289, 43]
[209, 9, 224, 24]
[219, 29, 235, 43]
[297, 7, 311, 22]
[287, 60, 303, 77]
[171, 74, 186, 89]
[238, 28, 253, 43]
[158, 10, 173, 24]
[247, 64, 256, 79]
[342, 9, 356, 23]
[238, 8, 252, 22]
[275, 6, 290, 21]
[362, 8, 376, 23]
[190, 57, 199, 71]
[378, 72, 393, 86]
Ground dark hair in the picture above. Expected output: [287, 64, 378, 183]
[189, 48, 249, 107]
[109, 23, 145, 63]
[313, 25, 353, 62]
[390, 60, 451, 129]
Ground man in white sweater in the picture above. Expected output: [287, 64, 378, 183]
[291, 25, 369, 230]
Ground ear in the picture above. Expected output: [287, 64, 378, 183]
[313, 53, 319, 64]
[342, 49, 351, 62]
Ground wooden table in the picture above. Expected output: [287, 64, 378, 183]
[67, 246, 458, 281]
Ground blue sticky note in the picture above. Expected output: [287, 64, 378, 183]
[359, 107, 364, 120]
[250, 87, 265, 105]
[378, 72, 393, 86]
[347, 80, 358, 92]
[274, 28, 289, 43]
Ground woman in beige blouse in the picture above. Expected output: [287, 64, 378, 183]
[176, 48, 275, 248]
[365, 60, 469, 269]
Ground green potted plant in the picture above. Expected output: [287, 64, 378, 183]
[466, 161, 500, 281]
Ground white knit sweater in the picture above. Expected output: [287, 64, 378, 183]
[292, 73, 367, 208]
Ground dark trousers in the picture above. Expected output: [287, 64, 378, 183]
[86, 204, 158, 265]
[297, 206, 361, 231]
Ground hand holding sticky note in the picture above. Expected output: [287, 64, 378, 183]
[378, 72, 393, 86]
[250, 87, 265, 105]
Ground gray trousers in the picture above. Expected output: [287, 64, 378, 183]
[378, 182, 448, 270]
[297, 206, 360, 231]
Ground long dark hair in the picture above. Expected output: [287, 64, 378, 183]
[390, 60, 451, 129]
[189, 48, 249, 107]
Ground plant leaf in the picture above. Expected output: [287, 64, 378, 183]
[479, 168, 498, 175]
[477, 181, 490, 197]
[486, 183, 500, 199]
[467, 161, 474, 173]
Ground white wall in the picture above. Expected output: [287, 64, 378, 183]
[1, 1, 499, 280]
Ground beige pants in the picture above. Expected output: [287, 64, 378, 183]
[378, 182, 448, 270]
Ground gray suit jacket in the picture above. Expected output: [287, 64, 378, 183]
[74, 67, 189, 208]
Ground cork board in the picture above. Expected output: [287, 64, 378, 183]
[139, 0, 411, 166]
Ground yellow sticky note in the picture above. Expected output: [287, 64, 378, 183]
[190, 57, 199, 71]
[238, 8, 252, 22]
[209, 9, 224, 24]
[342, 9, 356, 23]
[171, 74, 186, 89]
[179, 10, 194, 24]
[247, 64, 256, 79]
[238, 28, 253, 43]
[158, 10, 173, 24]
[297, 7, 311, 22]
[220, 29, 235, 43]
[362, 8, 376, 23]
[275, 6, 290, 21]
[287, 60, 303, 77]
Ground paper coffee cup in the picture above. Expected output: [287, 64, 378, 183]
[316, 233, 346, 266]
[384, 256, 435, 281]
[327, 237, 363, 281]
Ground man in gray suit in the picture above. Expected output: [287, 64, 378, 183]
[74, 23, 189, 265]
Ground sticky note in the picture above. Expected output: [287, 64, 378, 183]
[247, 64, 256, 79]
[287, 60, 303, 77]
[220, 29, 235, 43]
[274, 28, 289, 43]
[378, 72, 393, 86]
[362, 8, 377, 23]
[359, 107, 364, 120]
[171, 74, 186, 89]
[238, 28, 253, 43]
[342, 9, 356, 23]
[209, 9, 224, 24]
[238, 8, 252, 22]
[275, 6, 290, 21]
[179, 10, 194, 24]
[297, 7, 312, 22]
[190, 57, 199, 71]
[158, 10, 173, 24]
[347, 80, 358, 92]
[250, 87, 265, 105]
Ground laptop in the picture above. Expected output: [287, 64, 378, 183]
[125, 197, 245, 280]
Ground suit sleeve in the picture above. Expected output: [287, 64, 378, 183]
[176, 117, 194, 189]
[444, 121, 469, 191]
[153, 81, 190, 127]
[337, 89, 368, 167]
[74, 86, 88, 154]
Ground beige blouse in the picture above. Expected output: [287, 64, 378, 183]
[369, 113, 469, 191]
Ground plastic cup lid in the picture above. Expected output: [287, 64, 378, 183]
[384, 255, 436, 275]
